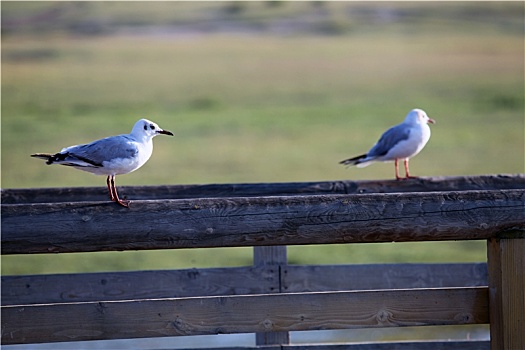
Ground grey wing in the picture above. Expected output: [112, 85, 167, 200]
[64, 135, 139, 167]
[367, 124, 411, 157]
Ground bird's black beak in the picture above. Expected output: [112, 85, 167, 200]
[158, 129, 174, 136]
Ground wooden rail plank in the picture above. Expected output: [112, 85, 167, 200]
[487, 237, 525, 350]
[1, 287, 489, 345]
[2, 190, 524, 254]
[2, 174, 523, 204]
[282, 263, 488, 293]
[1, 267, 278, 305]
[1, 263, 488, 305]
[170, 340, 491, 350]
[281, 340, 490, 349]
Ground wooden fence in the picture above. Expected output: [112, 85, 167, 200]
[2, 174, 524, 349]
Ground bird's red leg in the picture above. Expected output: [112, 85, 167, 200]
[110, 175, 130, 208]
[107, 176, 116, 202]
[404, 159, 418, 179]
[395, 159, 402, 180]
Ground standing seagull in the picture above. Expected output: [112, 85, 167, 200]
[340, 109, 435, 180]
[31, 119, 173, 207]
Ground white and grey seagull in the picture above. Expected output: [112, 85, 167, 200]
[31, 118, 173, 207]
[340, 108, 435, 180]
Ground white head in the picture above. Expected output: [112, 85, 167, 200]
[130, 119, 174, 140]
[404, 109, 435, 125]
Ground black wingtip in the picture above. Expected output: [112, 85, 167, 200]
[339, 154, 367, 166]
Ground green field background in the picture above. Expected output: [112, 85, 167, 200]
[2, 2, 524, 276]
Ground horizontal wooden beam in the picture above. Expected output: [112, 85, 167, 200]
[281, 263, 488, 293]
[1, 287, 489, 345]
[147, 340, 491, 350]
[2, 174, 523, 204]
[280, 340, 490, 350]
[1, 266, 277, 305]
[2, 189, 524, 254]
[1, 263, 487, 305]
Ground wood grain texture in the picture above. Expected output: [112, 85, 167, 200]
[282, 263, 488, 293]
[1, 263, 487, 306]
[280, 340, 490, 350]
[2, 190, 524, 254]
[1, 287, 489, 345]
[2, 174, 523, 204]
[254, 246, 288, 266]
[1, 267, 278, 305]
[487, 238, 525, 350]
[254, 246, 290, 345]
[1, 263, 487, 305]
[1, 176, 519, 348]
[160, 340, 490, 350]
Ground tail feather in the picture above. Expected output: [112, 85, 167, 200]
[31, 153, 53, 162]
[339, 154, 367, 166]
[31, 153, 65, 165]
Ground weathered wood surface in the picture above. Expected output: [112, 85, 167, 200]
[254, 246, 290, 346]
[281, 341, 490, 350]
[1, 263, 487, 305]
[170, 340, 491, 350]
[2, 190, 524, 254]
[281, 263, 488, 293]
[2, 174, 523, 204]
[1, 267, 278, 305]
[1, 263, 487, 306]
[487, 238, 525, 350]
[1, 287, 489, 345]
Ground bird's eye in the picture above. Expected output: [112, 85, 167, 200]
[143, 125, 148, 131]
[149, 124, 155, 130]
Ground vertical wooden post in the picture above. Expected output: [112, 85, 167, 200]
[253, 246, 290, 346]
[487, 237, 525, 350]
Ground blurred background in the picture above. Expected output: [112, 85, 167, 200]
[1, 1, 524, 348]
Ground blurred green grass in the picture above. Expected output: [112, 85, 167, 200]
[1, 2, 523, 275]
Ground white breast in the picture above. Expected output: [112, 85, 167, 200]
[383, 124, 431, 160]
[101, 140, 153, 176]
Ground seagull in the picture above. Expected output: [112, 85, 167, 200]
[340, 108, 435, 180]
[31, 119, 173, 207]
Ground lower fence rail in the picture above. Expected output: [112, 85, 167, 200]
[175, 340, 491, 350]
[2, 287, 488, 345]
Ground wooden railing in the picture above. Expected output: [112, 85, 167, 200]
[2, 174, 524, 349]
